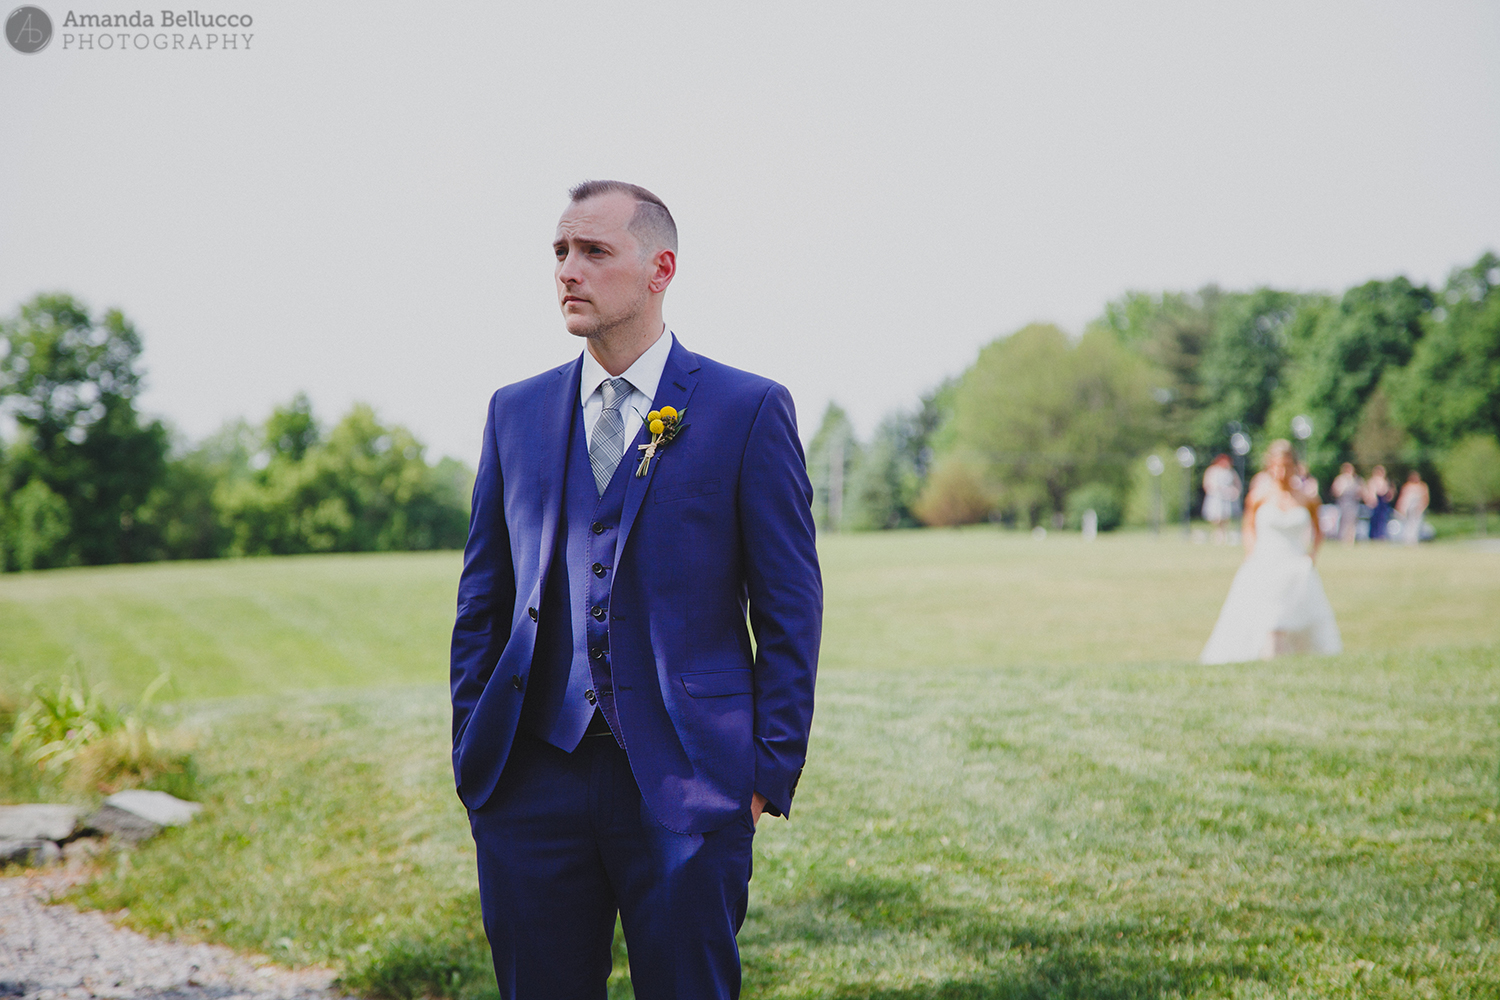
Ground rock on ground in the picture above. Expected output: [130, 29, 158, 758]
[0, 807, 80, 843]
[0, 872, 344, 1000]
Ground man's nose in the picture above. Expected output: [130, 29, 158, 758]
[557, 250, 583, 284]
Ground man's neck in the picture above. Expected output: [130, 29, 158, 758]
[586, 322, 666, 377]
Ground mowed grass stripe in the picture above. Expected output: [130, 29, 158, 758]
[3, 533, 1497, 700]
[817, 530, 1500, 672]
[0, 553, 460, 699]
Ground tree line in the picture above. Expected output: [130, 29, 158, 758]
[6, 253, 1498, 569]
[810, 251, 1500, 532]
[0, 294, 472, 572]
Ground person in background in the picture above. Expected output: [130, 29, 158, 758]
[1294, 462, 1319, 502]
[1396, 470, 1430, 546]
[1330, 462, 1363, 543]
[1364, 465, 1395, 540]
[1202, 454, 1242, 545]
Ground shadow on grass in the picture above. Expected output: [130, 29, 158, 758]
[341, 909, 636, 1000]
[747, 871, 1282, 1000]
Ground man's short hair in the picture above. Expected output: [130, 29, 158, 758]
[569, 180, 678, 257]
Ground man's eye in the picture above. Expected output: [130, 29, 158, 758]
[554, 246, 567, 259]
[588, 246, 605, 255]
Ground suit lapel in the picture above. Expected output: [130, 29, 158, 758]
[536, 357, 582, 588]
[614, 336, 699, 570]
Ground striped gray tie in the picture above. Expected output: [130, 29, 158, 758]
[590, 377, 631, 496]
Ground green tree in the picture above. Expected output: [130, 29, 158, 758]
[843, 382, 955, 531]
[0, 294, 168, 569]
[844, 417, 914, 530]
[1438, 435, 1500, 535]
[1349, 387, 1413, 470]
[132, 430, 234, 562]
[1124, 447, 1190, 529]
[218, 400, 468, 556]
[1193, 289, 1307, 454]
[264, 391, 320, 462]
[947, 323, 1158, 526]
[1387, 253, 1500, 451]
[1101, 286, 1225, 444]
[1266, 278, 1432, 480]
[805, 403, 861, 532]
[7, 479, 71, 571]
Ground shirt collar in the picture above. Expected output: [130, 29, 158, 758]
[579, 327, 674, 410]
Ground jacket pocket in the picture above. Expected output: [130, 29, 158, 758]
[654, 478, 722, 504]
[681, 669, 754, 698]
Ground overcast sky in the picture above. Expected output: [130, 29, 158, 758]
[3, 1, 1497, 465]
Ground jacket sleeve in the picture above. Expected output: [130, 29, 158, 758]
[451, 391, 516, 753]
[739, 383, 822, 817]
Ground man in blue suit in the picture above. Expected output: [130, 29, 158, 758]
[451, 180, 822, 999]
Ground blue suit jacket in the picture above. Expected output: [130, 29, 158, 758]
[451, 336, 821, 835]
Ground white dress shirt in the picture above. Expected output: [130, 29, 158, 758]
[580, 327, 675, 451]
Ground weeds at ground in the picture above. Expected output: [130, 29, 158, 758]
[1, 671, 196, 803]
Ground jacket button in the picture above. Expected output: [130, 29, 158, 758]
[592, 562, 607, 578]
[591, 646, 606, 660]
[512, 674, 523, 690]
[585, 689, 597, 704]
[527, 607, 538, 622]
[591, 604, 606, 621]
[591, 521, 606, 534]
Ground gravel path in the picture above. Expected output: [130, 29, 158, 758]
[0, 873, 343, 1000]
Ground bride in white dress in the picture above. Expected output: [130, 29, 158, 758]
[1201, 439, 1342, 664]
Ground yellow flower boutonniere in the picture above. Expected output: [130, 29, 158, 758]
[636, 405, 687, 477]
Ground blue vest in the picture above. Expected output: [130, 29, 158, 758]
[521, 400, 631, 751]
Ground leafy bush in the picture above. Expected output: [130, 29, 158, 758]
[6, 673, 124, 772]
[912, 455, 994, 527]
[1066, 482, 1124, 531]
[4, 673, 195, 799]
[1440, 435, 1500, 513]
[65, 719, 197, 798]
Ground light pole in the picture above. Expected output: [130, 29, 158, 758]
[1230, 431, 1251, 510]
[1146, 454, 1164, 535]
[1176, 446, 1196, 537]
[827, 437, 844, 532]
[1292, 414, 1312, 461]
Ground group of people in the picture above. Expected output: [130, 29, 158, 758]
[1203, 454, 1431, 547]
[1331, 462, 1429, 545]
[1199, 445, 1436, 665]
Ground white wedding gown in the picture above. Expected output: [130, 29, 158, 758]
[1200, 502, 1343, 664]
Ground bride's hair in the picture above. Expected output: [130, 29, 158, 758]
[1262, 439, 1295, 469]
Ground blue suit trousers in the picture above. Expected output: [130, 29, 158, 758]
[469, 732, 755, 999]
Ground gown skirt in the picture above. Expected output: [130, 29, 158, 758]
[1201, 503, 1343, 664]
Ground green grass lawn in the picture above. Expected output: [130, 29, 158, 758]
[3, 532, 1499, 998]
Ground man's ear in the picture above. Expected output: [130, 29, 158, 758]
[648, 249, 676, 294]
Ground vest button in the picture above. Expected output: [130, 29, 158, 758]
[527, 606, 538, 622]
[592, 562, 607, 578]
[585, 689, 597, 704]
[512, 674, 523, 690]
[591, 522, 606, 534]
[591, 604, 606, 621]
[591, 646, 606, 660]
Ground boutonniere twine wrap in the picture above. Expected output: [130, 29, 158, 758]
[636, 406, 687, 477]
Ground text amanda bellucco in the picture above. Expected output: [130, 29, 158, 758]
[60, 10, 253, 51]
